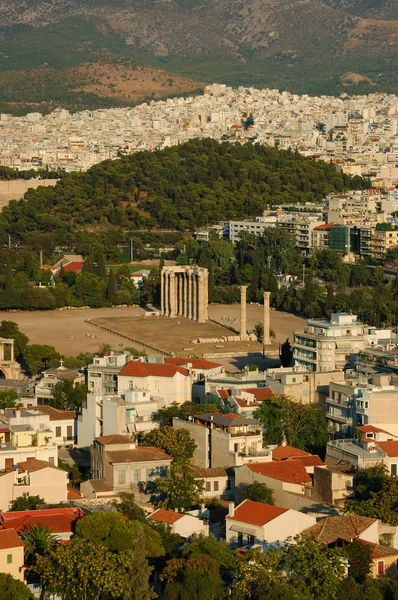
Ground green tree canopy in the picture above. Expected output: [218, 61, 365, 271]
[75, 511, 164, 558]
[256, 395, 328, 452]
[0, 388, 19, 409]
[242, 481, 275, 505]
[0, 573, 33, 600]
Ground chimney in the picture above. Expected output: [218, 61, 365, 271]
[240, 286, 247, 337]
[228, 502, 235, 517]
[263, 292, 271, 345]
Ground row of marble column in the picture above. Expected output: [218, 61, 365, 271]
[161, 271, 208, 323]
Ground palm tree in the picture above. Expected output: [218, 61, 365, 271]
[21, 523, 57, 567]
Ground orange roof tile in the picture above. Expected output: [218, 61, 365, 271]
[165, 358, 222, 370]
[96, 434, 133, 446]
[107, 446, 171, 464]
[247, 460, 312, 485]
[242, 388, 274, 401]
[0, 508, 83, 535]
[118, 361, 189, 378]
[35, 406, 77, 421]
[377, 441, 398, 457]
[302, 515, 377, 544]
[272, 446, 310, 461]
[217, 389, 231, 399]
[226, 500, 287, 526]
[67, 485, 82, 500]
[297, 455, 325, 467]
[0, 529, 24, 550]
[148, 509, 184, 524]
[18, 459, 64, 473]
[358, 425, 396, 436]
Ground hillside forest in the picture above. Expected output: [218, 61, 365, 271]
[0, 139, 393, 325]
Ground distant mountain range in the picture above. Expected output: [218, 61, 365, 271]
[0, 0, 396, 113]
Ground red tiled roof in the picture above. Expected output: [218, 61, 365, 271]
[35, 406, 76, 421]
[234, 397, 259, 408]
[302, 515, 377, 544]
[226, 500, 287, 526]
[242, 388, 274, 401]
[107, 446, 171, 464]
[95, 434, 133, 446]
[63, 262, 84, 273]
[165, 358, 222, 370]
[296, 455, 326, 467]
[0, 508, 83, 534]
[377, 441, 398, 457]
[118, 361, 189, 378]
[0, 529, 24, 550]
[247, 460, 313, 485]
[148, 509, 184, 524]
[67, 485, 82, 499]
[358, 425, 396, 436]
[18, 459, 64, 473]
[272, 446, 310, 461]
[313, 224, 331, 231]
[217, 389, 231, 399]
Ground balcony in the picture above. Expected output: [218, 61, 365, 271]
[327, 412, 351, 423]
[326, 397, 352, 408]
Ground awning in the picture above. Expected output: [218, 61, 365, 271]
[229, 524, 258, 536]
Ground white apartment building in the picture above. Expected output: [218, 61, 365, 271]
[293, 313, 368, 372]
[77, 388, 165, 449]
[87, 351, 134, 395]
[326, 374, 398, 438]
[117, 361, 193, 405]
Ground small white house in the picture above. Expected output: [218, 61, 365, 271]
[225, 499, 316, 549]
[148, 509, 209, 539]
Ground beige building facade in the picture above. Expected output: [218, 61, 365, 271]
[0, 529, 24, 581]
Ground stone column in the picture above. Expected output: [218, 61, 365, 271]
[160, 271, 165, 315]
[263, 291, 271, 345]
[193, 275, 199, 321]
[184, 272, 189, 318]
[188, 274, 193, 320]
[169, 272, 177, 317]
[176, 273, 181, 316]
[240, 286, 247, 337]
[197, 273, 206, 323]
[203, 270, 209, 322]
[164, 272, 169, 316]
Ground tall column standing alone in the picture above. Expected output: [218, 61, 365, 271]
[240, 286, 247, 337]
[263, 291, 271, 345]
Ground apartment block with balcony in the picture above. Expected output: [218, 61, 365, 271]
[326, 373, 398, 439]
[82, 434, 172, 499]
[371, 228, 398, 260]
[77, 388, 165, 449]
[35, 365, 84, 406]
[87, 351, 134, 395]
[293, 313, 367, 372]
[173, 413, 271, 469]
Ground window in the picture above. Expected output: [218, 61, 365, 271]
[213, 481, 219, 492]
[392, 464, 397, 476]
[205, 481, 211, 492]
[133, 469, 141, 483]
[248, 535, 255, 546]
[118, 470, 126, 485]
[56, 426, 61, 437]
[378, 561, 385, 575]
[7, 554, 12, 564]
[67, 425, 73, 439]
[48, 457, 54, 465]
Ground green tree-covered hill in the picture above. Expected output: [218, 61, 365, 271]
[0, 139, 369, 246]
